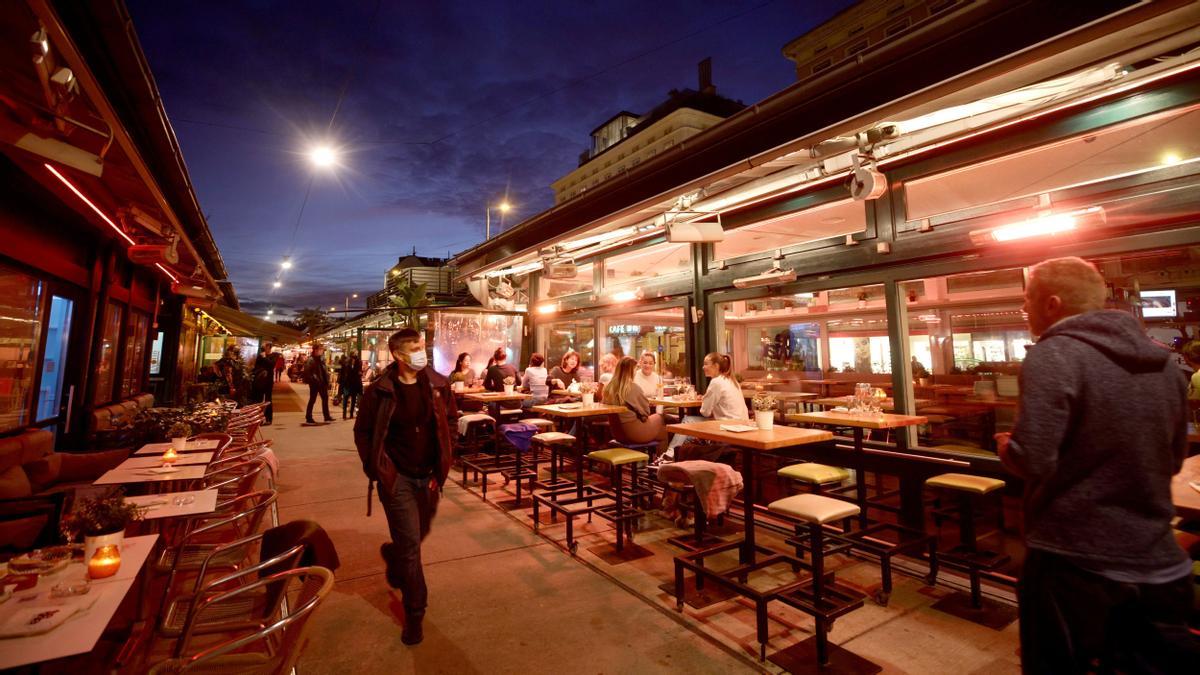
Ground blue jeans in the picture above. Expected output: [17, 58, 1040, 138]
[667, 415, 707, 451]
[378, 473, 437, 613]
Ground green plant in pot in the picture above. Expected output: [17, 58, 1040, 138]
[62, 488, 146, 562]
[168, 422, 193, 453]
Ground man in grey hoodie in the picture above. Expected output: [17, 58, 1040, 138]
[997, 257, 1195, 673]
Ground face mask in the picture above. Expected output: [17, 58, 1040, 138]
[401, 349, 427, 369]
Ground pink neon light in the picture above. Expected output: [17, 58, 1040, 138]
[155, 263, 179, 283]
[43, 163, 136, 246]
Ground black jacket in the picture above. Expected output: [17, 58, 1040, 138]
[303, 355, 329, 389]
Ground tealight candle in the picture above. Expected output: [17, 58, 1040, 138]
[88, 545, 121, 579]
[162, 447, 178, 463]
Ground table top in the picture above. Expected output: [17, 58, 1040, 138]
[0, 534, 157, 670]
[133, 439, 221, 456]
[786, 410, 928, 429]
[126, 489, 219, 520]
[531, 402, 626, 418]
[1172, 455, 1200, 520]
[551, 389, 582, 397]
[452, 386, 485, 395]
[665, 419, 833, 451]
[740, 380, 784, 388]
[94, 464, 207, 485]
[650, 397, 704, 408]
[810, 396, 932, 411]
[118, 452, 213, 469]
[465, 391, 532, 402]
[741, 391, 819, 401]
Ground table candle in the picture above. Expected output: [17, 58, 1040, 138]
[88, 545, 121, 579]
[162, 447, 178, 463]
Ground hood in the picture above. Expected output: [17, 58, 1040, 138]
[1040, 310, 1170, 373]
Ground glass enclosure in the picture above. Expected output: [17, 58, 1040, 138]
[538, 318, 595, 375]
[431, 311, 524, 379]
[538, 262, 594, 299]
[601, 242, 690, 287]
[35, 296, 72, 422]
[0, 265, 43, 432]
[598, 307, 687, 377]
[93, 300, 122, 404]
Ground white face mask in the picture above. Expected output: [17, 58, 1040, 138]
[400, 349, 427, 370]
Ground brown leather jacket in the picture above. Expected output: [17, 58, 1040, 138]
[353, 363, 457, 493]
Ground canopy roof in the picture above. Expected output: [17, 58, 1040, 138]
[205, 304, 303, 344]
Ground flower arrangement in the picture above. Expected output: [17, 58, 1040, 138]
[167, 422, 192, 440]
[751, 392, 778, 412]
[503, 376, 515, 385]
[62, 489, 146, 537]
[579, 381, 598, 394]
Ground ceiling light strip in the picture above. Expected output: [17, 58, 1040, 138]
[44, 163, 135, 246]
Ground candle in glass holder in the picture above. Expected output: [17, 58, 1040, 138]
[88, 545, 121, 579]
[162, 446, 178, 463]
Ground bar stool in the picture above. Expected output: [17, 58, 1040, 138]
[766, 494, 878, 672]
[586, 448, 650, 557]
[532, 433, 607, 554]
[529, 431, 577, 495]
[455, 413, 495, 459]
[925, 473, 1015, 628]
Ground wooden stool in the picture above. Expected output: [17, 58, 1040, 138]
[531, 433, 608, 554]
[925, 473, 1015, 629]
[767, 494, 879, 673]
[586, 448, 650, 556]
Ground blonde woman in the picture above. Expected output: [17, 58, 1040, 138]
[602, 356, 668, 453]
[633, 350, 662, 396]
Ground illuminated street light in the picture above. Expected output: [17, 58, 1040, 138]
[281, 258, 293, 270]
[486, 200, 515, 240]
[273, 281, 282, 288]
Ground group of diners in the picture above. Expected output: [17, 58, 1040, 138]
[448, 348, 751, 456]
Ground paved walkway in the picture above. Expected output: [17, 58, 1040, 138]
[269, 382, 761, 674]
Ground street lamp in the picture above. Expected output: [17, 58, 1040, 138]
[485, 200, 513, 240]
[273, 280, 282, 288]
[344, 292, 358, 312]
[280, 256, 292, 270]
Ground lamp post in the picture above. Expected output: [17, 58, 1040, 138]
[345, 292, 358, 312]
[485, 200, 512, 240]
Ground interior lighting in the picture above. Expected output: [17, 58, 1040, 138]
[1161, 151, 1182, 165]
[972, 206, 1103, 244]
[44, 163, 135, 245]
[535, 304, 556, 315]
[154, 263, 179, 284]
[612, 289, 640, 303]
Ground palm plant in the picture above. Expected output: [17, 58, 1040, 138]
[388, 278, 430, 329]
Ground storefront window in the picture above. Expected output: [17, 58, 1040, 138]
[598, 307, 688, 378]
[602, 242, 690, 287]
[0, 265, 43, 432]
[904, 104, 1200, 222]
[120, 311, 150, 398]
[93, 301, 122, 405]
[538, 263, 594, 299]
[713, 199, 865, 262]
[538, 318, 595, 375]
[431, 312, 524, 377]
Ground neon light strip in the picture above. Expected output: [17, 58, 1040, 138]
[155, 263, 179, 283]
[44, 163, 136, 246]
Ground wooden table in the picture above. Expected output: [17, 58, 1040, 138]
[551, 389, 582, 397]
[664, 419, 833, 564]
[118, 452, 213, 469]
[797, 379, 844, 397]
[1172, 455, 1200, 520]
[133, 439, 221, 456]
[810, 396, 932, 412]
[0, 534, 158, 670]
[531, 402, 627, 499]
[650, 396, 704, 411]
[465, 391, 532, 417]
[94, 464, 207, 486]
[787, 410, 928, 526]
[126, 489, 219, 520]
[740, 379, 784, 389]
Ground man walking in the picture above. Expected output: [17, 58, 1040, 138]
[353, 328, 455, 645]
[251, 342, 276, 425]
[996, 257, 1195, 673]
[304, 343, 334, 424]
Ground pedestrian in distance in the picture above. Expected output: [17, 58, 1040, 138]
[353, 328, 456, 646]
[341, 354, 364, 419]
[251, 341, 276, 425]
[995, 256, 1197, 673]
[304, 343, 334, 424]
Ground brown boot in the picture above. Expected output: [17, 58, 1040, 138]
[401, 611, 424, 645]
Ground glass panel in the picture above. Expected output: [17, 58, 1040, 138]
[537, 262, 594, 299]
[905, 104, 1200, 222]
[149, 331, 164, 375]
[537, 319, 595, 376]
[0, 266, 43, 432]
[713, 199, 865, 261]
[93, 301, 122, 405]
[598, 307, 688, 380]
[431, 312, 524, 378]
[121, 312, 150, 398]
[36, 296, 72, 422]
[602, 242, 691, 287]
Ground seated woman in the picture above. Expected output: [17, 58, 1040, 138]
[449, 352, 477, 386]
[549, 350, 582, 391]
[602, 356, 669, 455]
[667, 352, 749, 453]
[483, 347, 521, 392]
[597, 353, 618, 385]
[633, 350, 662, 396]
[522, 352, 550, 406]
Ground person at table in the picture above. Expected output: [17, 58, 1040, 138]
[449, 352, 476, 387]
[483, 347, 520, 392]
[602, 356, 669, 454]
[634, 350, 662, 396]
[549, 350, 582, 390]
[666, 352, 749, 453]
[994, 256, 1193, 674]
[597, 353, 617, 386]
[354, 328, 456, 647]
[522, 352, 550, 406]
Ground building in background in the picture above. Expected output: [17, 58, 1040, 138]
[364, 251, 467, 309]
[551, 58, 745, 205]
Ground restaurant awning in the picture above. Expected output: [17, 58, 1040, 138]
[203, 304, 303, 344]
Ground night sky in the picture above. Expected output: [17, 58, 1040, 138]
[125, 0, 855, 318]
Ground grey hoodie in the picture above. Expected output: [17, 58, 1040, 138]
[1006, 310, 1188, 574]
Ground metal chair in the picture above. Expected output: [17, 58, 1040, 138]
[149, 566, 334, 672]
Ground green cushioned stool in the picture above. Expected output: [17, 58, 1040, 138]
[586, 448, 650, 555]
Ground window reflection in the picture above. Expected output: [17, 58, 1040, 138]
[599, 307, 688, 378]
[602, 243, 690, 287]
[0, 265, 43, 432]
[93, 301, 122, 405]
[538, 263, 593, 299]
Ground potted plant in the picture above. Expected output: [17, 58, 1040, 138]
[63, 489, 146, 562]
[503, 375, 515, 395]
[751, 392, 777, 430]
[168, 422, 192, 453]
[579, 381, 598, 406]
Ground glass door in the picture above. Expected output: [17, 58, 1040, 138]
[35, 295, 74, 435]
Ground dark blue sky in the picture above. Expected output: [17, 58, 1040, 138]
[126, 0, 855, 317]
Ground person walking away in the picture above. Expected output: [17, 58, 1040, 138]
[274, 350, 285, 382]
[304, 344, 334, 424]
[251, 342, 276, 425]
[483, 348, 521, 392]
[341, 356, 364, 419]
[995, 256, 1195, 673]
[354, 328, 456, 645]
